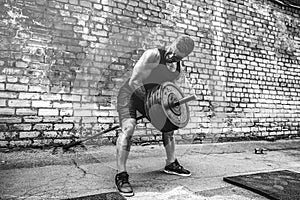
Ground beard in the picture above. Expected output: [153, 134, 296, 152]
[165, 52, 177, 63]
[165, 51, 183, 63]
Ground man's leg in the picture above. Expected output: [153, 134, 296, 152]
[163, 131, 191, 177]
[116, 118, 136, 172]
[162, 131, 176, 165]
[115, 118, 136, 197]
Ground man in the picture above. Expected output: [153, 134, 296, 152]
[115, 35, 195, 197]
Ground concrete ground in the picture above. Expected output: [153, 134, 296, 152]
[0, 139, 300, 200]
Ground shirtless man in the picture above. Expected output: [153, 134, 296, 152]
[115, 35, 195, 197]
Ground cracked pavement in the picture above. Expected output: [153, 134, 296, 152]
[0, 139, 300, 199]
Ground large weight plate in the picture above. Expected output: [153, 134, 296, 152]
[161, 82, 189, 129]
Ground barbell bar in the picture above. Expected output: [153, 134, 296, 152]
[62, 94, 197, 151]
[173, 95, 197, 107]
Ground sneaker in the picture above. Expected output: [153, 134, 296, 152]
[164, 159, 191, 177]
[115, 171, 134, 197]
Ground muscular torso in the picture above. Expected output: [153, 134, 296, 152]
[125, 48, 180, 92]
[143, 49, 180, 91]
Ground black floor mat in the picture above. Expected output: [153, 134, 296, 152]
[62, 192, 126, 200]
[223, 170, 300, 200]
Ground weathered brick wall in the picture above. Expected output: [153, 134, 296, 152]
[0, 0, 299, 148]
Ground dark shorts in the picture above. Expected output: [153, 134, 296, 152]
[117, 82, 146, 125]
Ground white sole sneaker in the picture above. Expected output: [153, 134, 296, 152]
[164, 169, 191, 177]
[115, 186, 134, 197]
[119, 191, 134, 197]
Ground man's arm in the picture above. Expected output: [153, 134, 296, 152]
[128, 49, 160, 100]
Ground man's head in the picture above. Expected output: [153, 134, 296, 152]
[165, 35, 194, 63]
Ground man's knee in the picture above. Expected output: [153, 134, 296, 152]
[162, 131, 174, 146]
[117, 119, 136, 151]
[121, 118, 136, 134]
[163, 131, 174, 137]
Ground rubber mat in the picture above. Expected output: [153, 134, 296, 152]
[223, 170, 300, 200]
[62, 192, 126, 200]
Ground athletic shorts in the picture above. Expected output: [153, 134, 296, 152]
[117, 81, 146, 125]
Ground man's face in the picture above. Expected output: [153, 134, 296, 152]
[165, 46, 185, 63]
[165, 52, 183, 63]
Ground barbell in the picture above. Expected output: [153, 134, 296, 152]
[145, 81, 196, 132]
[62, 82, 197, 150]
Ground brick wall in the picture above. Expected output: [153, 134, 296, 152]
[0, 0, 300, 148]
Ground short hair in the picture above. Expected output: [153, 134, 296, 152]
[173, 35, 194, 56]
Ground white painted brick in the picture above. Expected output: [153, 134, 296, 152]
[0, 92, 18, 99]
[16, 108, 37, 116]
[19, 131, 40, 138]
[0, 117, 22, 123]
[31, 100, 52, 108]
[43, 117, 62, 123]
[15, 61, 28, 68]
[0, 108, 15, 115]
[10, 124, 32, 131]
[63, 117, 81, 123]
[38, 109, 59, 116]
[9, 140, 31, 147]
[92, 110, 109, 116]
[33, 123, 53, 130]
[54, 123, 74, 130]
[43, 131, 58, 138]
[29, 85, 50, 93]
[98, 117, 114, 123]
[0, 75, 6, 82]
[62, 94, 81, 101]
[41, 94, 61, 101]
[8, 100, 31, 107]
[53, 102, 72, 108]
[0, 83, 4, 90]
[0, 99, 5, 106]
[6, 84, 28, 91]
[82, 117, 97, 123]
[23, 116, 43, 123]
[74, 110, 92, 116]
[60, 109, 73, 116]
[19, 92, 40, 99]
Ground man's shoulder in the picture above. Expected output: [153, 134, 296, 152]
[143, 48, 160, 63]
